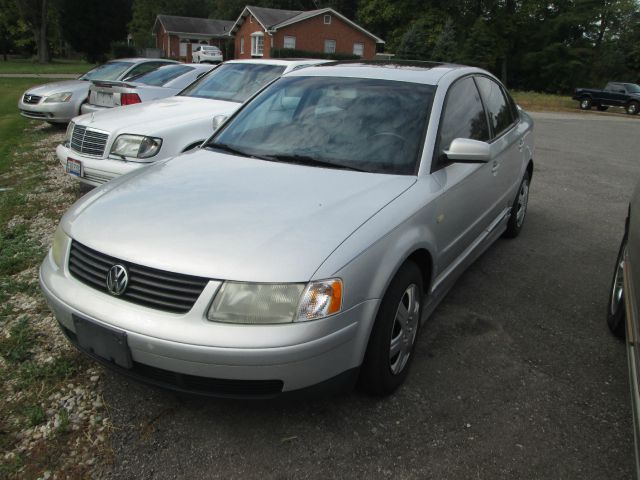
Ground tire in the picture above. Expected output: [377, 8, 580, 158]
[579, 97, 592, 110]
[597, 105, 609, 111]
[607, 235, 627, 339]
[627, 101, 639, 115]
[359, 261, 424, 396]
[504, 172, 531, 238]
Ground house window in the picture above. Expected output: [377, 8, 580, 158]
[353, 42, 364, 57]
[324, 14, 331, 24]
[251, 32, 264, 56]
[324, 39, 336, 54]
[283, 35, 296, 49]
[240, 37, 244, 54]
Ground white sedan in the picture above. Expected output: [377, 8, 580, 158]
[57, 59, 327, 186]
[192, 45, 223, 63]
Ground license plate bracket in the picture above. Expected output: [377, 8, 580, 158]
[66, 157, 82, 177]
[73, 315, 132, 369]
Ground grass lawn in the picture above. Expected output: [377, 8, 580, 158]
[0, 58, 95, 75]
[0, 78, 106, 478]
[512, 91, 577, 112]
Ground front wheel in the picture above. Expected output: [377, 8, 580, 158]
[607, 235, 627, 339]
[504, 172, 531, 238]
[627, 102, 639, 115]
[359, 261, 424, 396]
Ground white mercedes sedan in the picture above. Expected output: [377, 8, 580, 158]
[41, 62, 534, 398]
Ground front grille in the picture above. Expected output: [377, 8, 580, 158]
[23, 94, 41, 104]
[68, 241, 209, 313]
[70, 124, 108, 157]
[82, 171, 110, 185]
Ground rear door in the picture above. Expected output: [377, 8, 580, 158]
[474, 75, 522, 210]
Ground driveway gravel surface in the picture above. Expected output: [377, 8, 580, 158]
[94, 111, 637, 479]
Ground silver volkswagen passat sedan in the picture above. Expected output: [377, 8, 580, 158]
[40, 62, 534, 398]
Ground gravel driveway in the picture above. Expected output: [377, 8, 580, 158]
[94, 111, 637, 479]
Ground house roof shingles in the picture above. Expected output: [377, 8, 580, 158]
[246, 6, 303, 29]
[156, 14, 234, 37]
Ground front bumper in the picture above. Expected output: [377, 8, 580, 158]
[56, 143, 147, 186]
[18, 99, 77, 123]
[39, 248, 377, 397]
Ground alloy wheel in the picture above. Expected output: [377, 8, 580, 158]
[389, 284, 420, 375]
[516, 178, 530, 228]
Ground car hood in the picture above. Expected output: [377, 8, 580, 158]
[76, 96, 240, 133]
[63, 149, 416, 282]
[26, 79, 88, 95]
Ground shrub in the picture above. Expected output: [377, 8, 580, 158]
[270, 48, 359, 61]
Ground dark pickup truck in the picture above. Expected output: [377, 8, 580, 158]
[573, 82, 640, 114]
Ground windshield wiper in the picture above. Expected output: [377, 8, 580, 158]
[207, 143, 274, 161]
[207, 142, 251, 157]
[265, 154, 366, 172]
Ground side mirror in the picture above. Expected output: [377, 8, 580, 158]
[444, 138, 491, 163]
[212, 114, 228, 131]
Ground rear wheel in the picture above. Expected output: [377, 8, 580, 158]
[359, 261, 423, 396]
[579, 97, 592, 110]
[607, 235, 627, 339]
[627, 101, 639, 115]
[504, 172, 531, 238]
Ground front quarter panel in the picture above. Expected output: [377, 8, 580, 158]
[314, 176, 441, 308]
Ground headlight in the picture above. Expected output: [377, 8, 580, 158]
[44, 92, 73, 103]
[64, 121, 75, 143]
[110, 134, 162, 160]
[51, 224, 68, 268]
[206, 278, 343, 324]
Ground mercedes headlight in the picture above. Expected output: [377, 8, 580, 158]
[207, 279, 343, 324]
[44, 92, 73, 103]
[110, 134, 162, 160]
[51, 224, 69, 268]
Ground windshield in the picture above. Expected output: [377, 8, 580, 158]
[626, 84, 640, 93]
[180, 63, 286, 103]
[206, 76, 435, 175]
[79, 61, 134, 81]
[130, 65, 194, 86]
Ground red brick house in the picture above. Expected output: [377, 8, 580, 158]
[153, 15, 234, 62]
[230, 6, 384, 60]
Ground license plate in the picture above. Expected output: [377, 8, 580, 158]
[66, 157, 82, 177]
[96, 91, 113, 107]
[73, 315, 133, 369]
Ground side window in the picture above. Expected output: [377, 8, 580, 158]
[475, 76, 515, 138]
[437, 77, 490, 165]
[123, 62, 160, 80]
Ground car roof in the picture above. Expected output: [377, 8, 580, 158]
[284, 60, 479, 85]
[107, 58, 178, 64]
[224, 58, 329, 67]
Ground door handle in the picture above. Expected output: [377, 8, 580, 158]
[491, 160, 499, 173]
[518, 139, 525, 151]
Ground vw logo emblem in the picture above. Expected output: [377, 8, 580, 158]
[106, 264, 128, 296]
[26, 95, 31, 102]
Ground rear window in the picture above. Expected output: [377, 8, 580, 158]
[130, 65, 195, 86]
[80, 61, 134, 81]
[180, 63, 285, 102]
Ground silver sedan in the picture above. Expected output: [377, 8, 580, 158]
[40, 62, 534, 398]
[18, 58, 177, 124]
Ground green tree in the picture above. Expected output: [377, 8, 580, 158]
[59, 0, 132, 62]
[14, 0, 51, 63]
[430, 17, 457, 62]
